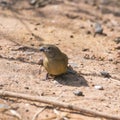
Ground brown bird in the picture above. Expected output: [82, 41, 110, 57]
[39, 44, 68, 77]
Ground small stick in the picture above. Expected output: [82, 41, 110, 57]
[0, 90, 120, 120]
[32, 92, 64, 120]
[32, 106, 47, 120]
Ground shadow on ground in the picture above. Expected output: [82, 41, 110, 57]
[54, 71, 88, 87]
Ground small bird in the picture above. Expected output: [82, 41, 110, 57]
[39, 44, 68, 77]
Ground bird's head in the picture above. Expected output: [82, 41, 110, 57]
[39, 44, 61, 58]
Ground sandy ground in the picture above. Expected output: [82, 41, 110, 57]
[0, 0, 120, 120]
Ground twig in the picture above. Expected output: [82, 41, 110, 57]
[32, 92, 64, 120]
[32, 106, 48, 120]
[0, 90, 120, 120]
[80, 72, 120, 82]
[53, 109, 69, 120]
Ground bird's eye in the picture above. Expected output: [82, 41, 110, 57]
[47, 47, 51, 50]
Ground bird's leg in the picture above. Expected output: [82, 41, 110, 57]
[45, 73, 49, 80]
[45, 73, 55, 80]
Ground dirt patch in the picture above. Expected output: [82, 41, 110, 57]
[0, 0, 120, 120]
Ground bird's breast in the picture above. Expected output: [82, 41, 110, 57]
[43, 57, 67, 75]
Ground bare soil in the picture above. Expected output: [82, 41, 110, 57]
[0, 0, 120, 120]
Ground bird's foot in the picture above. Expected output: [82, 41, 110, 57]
[45, 73, 55, 80]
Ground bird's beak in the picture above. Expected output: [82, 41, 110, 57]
[39, 46, 45, 52]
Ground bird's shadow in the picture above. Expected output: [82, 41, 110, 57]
[54, 68, 88, 87]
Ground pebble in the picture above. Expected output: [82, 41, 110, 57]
[93, 22, 107, 37]
[108, 58, 113, 61]
[29, 0, 36, 5]
[69, 62, 78, 68]
[53, 81, 59, 85]
[114, 37, 120, 44]
[100, 71, 111, 78]
[26, 109, 29, 112]
[94, 22, 103, 34]
[73, 90, 84, 96]
[0, 46, 2, 50]
[34, 27, 38, 30]
[25, 103, 30, 107]
[100, 0, 109, 5]
[31, 44, 34, 46]
[94, 85, 104, 90]
[86, 30, 91, 34]
[70, 35, 74, 38]
[115, 46, 120, 50]
[0, 104, 10, 112]
[82, 48, 89, 52]
[53, 81, 62, 87]
[24, 86, 29, 90]
[80, 26, 85, 29]
[36, 23, 41, 26]
[41, 92, 44, 96]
